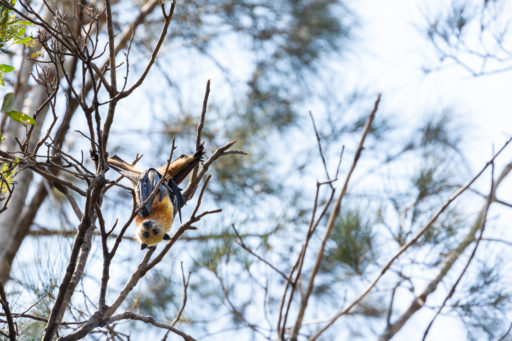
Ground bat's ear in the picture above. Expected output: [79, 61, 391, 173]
[140, 243, 148, 250]
[163, 233, 171, 240]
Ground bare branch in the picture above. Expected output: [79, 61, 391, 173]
[190, 79, 210, 191]
[171, 262, 191, 327]
[232, 224, 290, 282]
[0, 282, 16, 341]
[106, 311, 196, 341]
[42, 174, 106, 341]
[309, 111, 332, 188]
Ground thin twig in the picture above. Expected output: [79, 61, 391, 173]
[498, 322, 512, 341]
[278, 181, 336, 339]
[309, 111, 332, 188]
[106, 311, 196, 341]
[171, 262, 191, 327]
[191, 79, 210, 190]
[118, 1, 176, 99]
[232, 224, 290, 282]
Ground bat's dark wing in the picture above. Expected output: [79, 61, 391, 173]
[136, 168, 185, 219]
[166, 176, 186, 222]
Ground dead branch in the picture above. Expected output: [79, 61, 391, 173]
[171, 263, 191, 327]
[105, 311, 196, 341]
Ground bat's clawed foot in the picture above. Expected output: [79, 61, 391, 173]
[197, 142, 205, 161]
[90, 150, 99, 162]
[140, 243, 157, 251]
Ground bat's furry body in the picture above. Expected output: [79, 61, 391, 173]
[107, 145, 204, 249]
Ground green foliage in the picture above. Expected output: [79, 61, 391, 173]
[413, 165, 449, 203]
[419, 207, 460, 246]
[0, 2, 34, 126]
[6, 109, 35, 125]
[322, 208, 375, 275]
[0, 63, 14, 86]
[1, 91, 14, 111]
[398, 111, 465, 159]
[0, 0, 33, 53]
[1, 158, 18, 194]
[455, 260, 512, 341]
[129, 273, 178, 319]
[409, 162, 452, 227]
[196, 237, 237, 272]
[1, 92, 35, 125]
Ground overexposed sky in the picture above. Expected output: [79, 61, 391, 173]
[351, 0, 512, 153]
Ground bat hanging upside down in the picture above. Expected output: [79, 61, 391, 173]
[107, 145, 204, 250]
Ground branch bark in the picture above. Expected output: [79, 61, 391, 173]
[0, 282, 16, 341]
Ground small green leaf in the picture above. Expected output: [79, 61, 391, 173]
[6, 111, 35, 125]
[15, 20, 33, 25]
[2, 92, 15, 112]
[14, 36, 31, 45]
[0, 64, 15, 73]
[0, 47, 15, 55]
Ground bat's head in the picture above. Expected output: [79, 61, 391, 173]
[137, 219, 171, 250]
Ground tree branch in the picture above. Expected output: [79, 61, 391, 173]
[106, 311, 196, 341]
[0, 282, 16, 341]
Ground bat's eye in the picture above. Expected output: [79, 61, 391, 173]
[142, 231, 150, 239]
[152, 228, 160, 235]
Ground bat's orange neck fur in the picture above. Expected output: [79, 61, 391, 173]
[135, 194, 174, 245]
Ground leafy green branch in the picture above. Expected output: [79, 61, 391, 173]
[0, 0, 35, 125]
